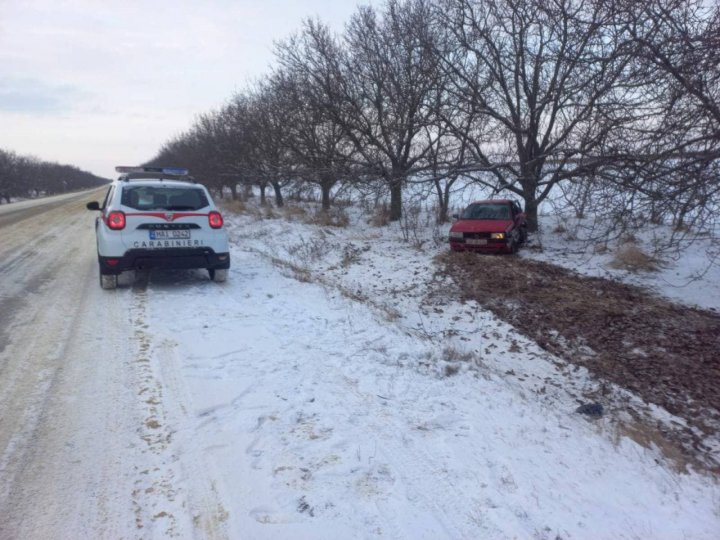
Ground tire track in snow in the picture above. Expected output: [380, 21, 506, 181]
[129, 284, 229, 539]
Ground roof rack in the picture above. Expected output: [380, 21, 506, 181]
[115, 166, 193, 182]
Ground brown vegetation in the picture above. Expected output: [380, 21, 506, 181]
[608, 243, 660, 272]
[440, 251, 720, 473]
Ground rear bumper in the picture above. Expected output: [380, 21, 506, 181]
[99, 248, 230, 274]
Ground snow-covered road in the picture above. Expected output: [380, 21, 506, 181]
[0, 191, 144, 537]
[0, 194, 718, 539]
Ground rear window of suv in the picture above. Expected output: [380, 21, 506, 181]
[121, 186, 209, 211]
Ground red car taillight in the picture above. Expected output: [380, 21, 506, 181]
[106, 211, 126, 230]
[208, 211, 224, 229]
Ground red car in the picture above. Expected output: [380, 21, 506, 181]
[449, 199, 527, 253]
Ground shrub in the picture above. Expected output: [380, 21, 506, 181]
[608, 243, 659, 272]
[369, 204, 390, 227]
[309, 207, 349, 228]
[283, 204, 308, 220]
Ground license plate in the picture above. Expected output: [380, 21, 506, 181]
[466, 238, 487, 245]
[149, 230, 191, 240]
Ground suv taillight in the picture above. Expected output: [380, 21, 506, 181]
[208, 211, 224, 229]
[107, 211, 126, 230]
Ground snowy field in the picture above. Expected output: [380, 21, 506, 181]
[131, 197, 719, 539]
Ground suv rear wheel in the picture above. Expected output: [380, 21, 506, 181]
[209, 268, 227, 282]
[100, 271, 118, 290]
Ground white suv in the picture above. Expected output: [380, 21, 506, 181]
[87, 166, 230, 289]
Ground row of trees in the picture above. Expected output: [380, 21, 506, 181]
[148, 0, 719, 232]
[0, 148, 107, 203]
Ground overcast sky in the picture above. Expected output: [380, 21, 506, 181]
[0, 0, 373, 179]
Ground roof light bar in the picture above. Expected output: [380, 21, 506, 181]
[115, 166, 189, 176]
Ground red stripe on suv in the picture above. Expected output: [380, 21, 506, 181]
[124, 212, 209, 221]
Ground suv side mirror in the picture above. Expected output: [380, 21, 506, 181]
[452, 213, 459, 221]
[86, 201, 100, 211]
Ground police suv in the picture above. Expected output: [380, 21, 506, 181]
[87, 166, 230, 289]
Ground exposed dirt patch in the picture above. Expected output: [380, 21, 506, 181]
[439, 251, 720, 473]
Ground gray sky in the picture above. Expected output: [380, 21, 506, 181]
[0, 0, 372, 178]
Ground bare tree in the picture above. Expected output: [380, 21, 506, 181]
[239, 82, 292, 207]
[343, 1, 449, 220]
[0, 148, 106, 202]
[0, 149, 19, 203]
[617, 0, 720, 230]
[214, 96, 257, 200]
[145, 0, 718, 239]
[277, 2, 447, 221]
[146, 127, 221, 192]
[629, 0, 719, 140]
[269, 61, 354, 211]
[438, 0, 643, 231]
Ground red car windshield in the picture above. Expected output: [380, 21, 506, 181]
[461, 203, 511, 220]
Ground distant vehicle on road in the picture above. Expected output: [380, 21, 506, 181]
[86, 166, 230, 289]
[449, 199, 527, 254]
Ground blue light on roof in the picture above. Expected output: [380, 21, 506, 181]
[161, 167, 189, 175]
[115, 166, 189, 175]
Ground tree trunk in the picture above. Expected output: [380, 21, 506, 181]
[321, 182, 331, 211]
[389, 178, 402, 221]
[433, 178, 454, 224]
[433, 180, 445, 223]
[259, 183, 267, 205]
[230, 183, 238, 201]
[441, 186, 451, 224]
[519, 161, 541, 232]
[272, 181, 284, 208]
[523, 196, 539, 233]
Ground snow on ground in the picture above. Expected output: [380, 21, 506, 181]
[136, 199, 719, 539]
[527, 213, 720, 311]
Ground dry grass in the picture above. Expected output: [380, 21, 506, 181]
[291, 267, 313, 283]
[268, 256, 314, 283]
[443, 347, 474, 363]
[308, 207, 350, 228]
[608, 243, 659, 272]
[263, 205, 278, 219]
[444, 364, 461, 377]
[341, 243, 364, 268]
[442, 347, 475, 378]
[380, 304, 402, 322]
[287, 236, 329, 265]
[369, 204, 391, 227]
[282, 204, 308, 221]
[219, 198, 248, 214]
[337, 284, 369, 303]
[610, 417, 697, 474]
